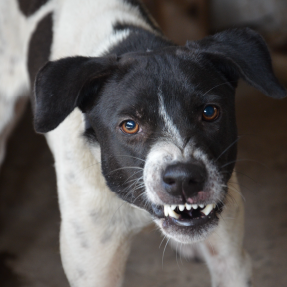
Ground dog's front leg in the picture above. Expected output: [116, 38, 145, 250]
[46, 115, 152, 287]
[58, 187, 149, 287]
[60, 215, 132, 287]
[199, 175, 253, 287]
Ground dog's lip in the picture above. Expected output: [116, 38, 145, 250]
[168, 209, 217, 227]
[151, 202, 223, 228]
[166, 211, 217, 227]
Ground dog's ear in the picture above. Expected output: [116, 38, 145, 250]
[33, 56, 117, 133]
[187, 28, 286, 99]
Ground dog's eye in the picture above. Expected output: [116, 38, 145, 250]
[202, 105, 220, 121]
[120, 120, 140, 134]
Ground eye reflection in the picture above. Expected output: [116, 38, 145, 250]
[120, 120, 139, 134]
[202, 105, 220, 121]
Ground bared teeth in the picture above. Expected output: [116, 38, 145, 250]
[164, 203, 217, 218]
[179, 205, 185, 211]
[185, 203, 192, 210]
[171, 205, 177, 210]
[163, 205, 180, 219]
[168, 207, 180, 219]
[164, 205, 169, 217]
[201, 204, 214, 216]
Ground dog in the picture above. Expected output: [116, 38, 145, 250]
[0, 0, 286, 286]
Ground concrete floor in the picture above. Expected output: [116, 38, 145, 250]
[0, 54, 286, 287]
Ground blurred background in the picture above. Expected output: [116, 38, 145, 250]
[0, 0, 287, 286]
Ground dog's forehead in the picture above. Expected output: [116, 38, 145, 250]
[102, 50, 233, 118]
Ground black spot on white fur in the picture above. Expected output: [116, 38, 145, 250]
[28, 12, 53, 107]
[17, 0, 49, 17]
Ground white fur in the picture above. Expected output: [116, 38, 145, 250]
[158, 90, 184, 147]
[50, 0, 155, 59]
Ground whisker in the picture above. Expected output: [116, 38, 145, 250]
[228, 181, 252, 193]
[179, 243, 183, 265]
[221, 158, 269, 170]
[227, 185, 246, 202]
[124, 171, 143, 184]
[162, 238, 170, 268]
[159, 236, 167, 249]
[215, 137, 242, 162]
[132, 192, 146, 204]
[107, 166, 144, 175]
[201, 81, 237, 97]
[113, 155, 146, 163]
[176, 242, 181, 270]
[233, 170, 258, 185]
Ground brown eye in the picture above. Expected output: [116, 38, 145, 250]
[202, 105, 220, 121]
[121, 120, 139, 134]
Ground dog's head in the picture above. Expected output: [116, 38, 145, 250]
[33, 29, 286, 243]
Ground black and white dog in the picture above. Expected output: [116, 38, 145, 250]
[0, 0, 286, 286]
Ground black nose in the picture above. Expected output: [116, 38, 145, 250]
[162, 162, 207, 198]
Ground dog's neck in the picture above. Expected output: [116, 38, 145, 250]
[105, 24, 174, 57]
[50, 0, 162, 59]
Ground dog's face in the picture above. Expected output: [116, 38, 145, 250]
[33, 29, 286, 244]
[85, 49, 237, 243]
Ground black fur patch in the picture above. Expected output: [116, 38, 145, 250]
[28, 12, 53, 112]
[18, 0, 49, 17]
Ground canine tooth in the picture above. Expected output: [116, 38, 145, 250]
[179, 205, 185, 211]
[168, 208, 180, 219]
[185, 204, 192, 210]
[171, 205, 177, 210]
[213, 203, 216, 208]
[164, 205, 169, 217]
[199, 204, 204, 208]
[192, 204, 198, 209]
[201, 204, 214, 216]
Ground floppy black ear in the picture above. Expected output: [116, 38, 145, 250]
[187, 28, 286, 99]
[33, 56, 117, 133]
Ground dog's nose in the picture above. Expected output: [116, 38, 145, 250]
[162, 162, 207, 198]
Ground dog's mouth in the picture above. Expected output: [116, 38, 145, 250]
[162, 203, 217, 225]
[150, 202, 222, 242]
[154, 202, 219, 225]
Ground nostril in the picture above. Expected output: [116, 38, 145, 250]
[163, 176, 176, 186]
[187, 173, 205, 185]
